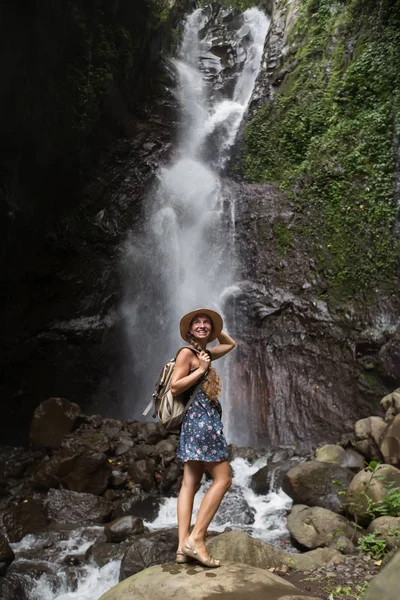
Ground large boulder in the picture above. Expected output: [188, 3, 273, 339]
[282, 461, 353, 513]
[31, 450, 112, 495]
[111, 488, 161, 522]
[85, 542, 126, 568]
[207, 530, 342, 571]
[228, 444, 264, 464]
[381, 388, 400, 422]
[287, 505, 356, 550]
[29, 397, 81, 448]
[100, 561, 319, 600]
[362, 549, 400, 600]
[380, 414, 400, 467]
[2, 499, 48, 542]
[346, 465, 400, 525]
[45, 488, 112, 524]
[120, 529, 178, 580]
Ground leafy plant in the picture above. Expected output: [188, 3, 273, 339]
[358, 531, 387, 559]
[326, 581, 369, 600]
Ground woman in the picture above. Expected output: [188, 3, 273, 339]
[171, 308, 236, 568]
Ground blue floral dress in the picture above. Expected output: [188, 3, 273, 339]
[176, 386, 229, 463]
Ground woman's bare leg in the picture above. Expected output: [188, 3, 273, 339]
[177, 460, 205, 553]
[185, 461, 232, 562]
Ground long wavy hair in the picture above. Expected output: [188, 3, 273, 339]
[186, 330, 221, 403]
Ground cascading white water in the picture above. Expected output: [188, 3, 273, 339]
[122, 6, 270, 425]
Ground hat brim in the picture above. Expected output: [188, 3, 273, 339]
[180, 308, 223, 343]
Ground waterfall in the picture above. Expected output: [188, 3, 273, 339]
[122, 6, 270, 428]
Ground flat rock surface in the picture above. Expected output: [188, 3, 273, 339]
[99, 561, 318, 600]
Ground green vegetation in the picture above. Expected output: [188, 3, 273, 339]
[273, 222, 293, 254]
[326, 581, 369, 600]
[358, 531, 387, 559]
[244, 0, 400, 300]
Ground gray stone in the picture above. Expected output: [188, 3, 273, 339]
[362, 549, 400, 600]
[45, 488, 112, 524]
[287, 505, 356, 550]
[104, 516, 145, 543]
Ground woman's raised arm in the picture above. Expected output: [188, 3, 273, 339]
[209, 330, 236, 360]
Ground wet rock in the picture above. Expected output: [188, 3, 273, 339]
[380, 414, 400, 467]
[228, 444, 264, 464]
[158, 461, 183, 496]
[115, 440, 134, 456]
[112, 488, 160, 522]
[29, 397, 81, 449]
[251, 455, 301, 494]
[110, 470, 128, 488]
[135, 422, 166, 445]
[102, 561, 315, 600]
[212, 486, 255, 526]
[104, 516, 145, 543]
[155, 437, 178, 454]
[287, 505, 356, 550]
[0, 533, 15, 574]
[2, 499, 48, 542]
[346, 465, 400, 526]
[31, 450, 112, 495]
[282, 461, 353, 513]
[377, 328, 400, 386]
[0, 571, 29, 600]
[45, 488, 112, 524]
[127, 459, 156, 492]
[85, 541, 126, 567]
[120, 529, 178, 580]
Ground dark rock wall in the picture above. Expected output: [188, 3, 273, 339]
[0, 0, 191, 444]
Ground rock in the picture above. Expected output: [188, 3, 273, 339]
[29, 397, 81, 448]
[55, 451, 112, 495]
[2, 499, 48, 542]
[135, 422, 166, 445]
[31, 450, 112, 495]
[120, 529, 178, 580]
[380, 414, 400, 467]
[45, 488, 112, 524]
[0, 534, 15, 572]
[287, 505, 356, 550]
[250, 464, 269, 495]
[341, 448, 365, 472]
[367, 516, 400, 550]
[85, 542, 126, 567]
[104, 516, 145, 543]
[354, 416, 386, 461]
[207, 530, 341, 572]
[100, 561, 315, 600]
[289, 548, 344, 571]
[212, 487, 255, 526]
[228, 444, 263, 463]
[158, 461, 183, 496]
[155, 438, 178, 454]
[315, 444, 345, 465]
[346, 465, 400, 525]
[127, 460, 156, 492]
[327, 534, 356, 554]
[362, 549, 400, 600]
[381, 388, 400, 422]
[282, 461, 353, 513]
[112, 489, 161, 522]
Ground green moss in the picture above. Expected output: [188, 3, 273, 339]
[273, 222, 293, 255]
[244, 0, 400, 301]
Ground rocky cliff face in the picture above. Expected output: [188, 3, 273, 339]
[224, 0, 400, 449]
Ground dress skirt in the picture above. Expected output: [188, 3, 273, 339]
[176, 388, 229, 463]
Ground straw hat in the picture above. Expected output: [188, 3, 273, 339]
[180, 308, 223, 343]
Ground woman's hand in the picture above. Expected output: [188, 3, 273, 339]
[198, 350, 211, 373]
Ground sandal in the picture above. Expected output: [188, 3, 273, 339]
[181, 538, 221, 568]
[176, 550, 191, 564]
